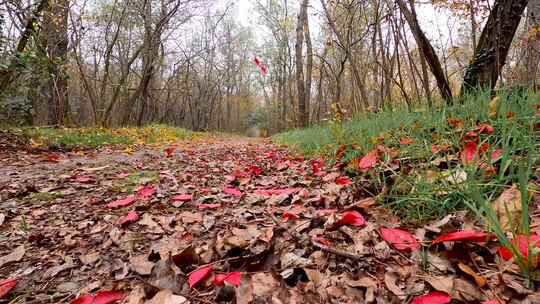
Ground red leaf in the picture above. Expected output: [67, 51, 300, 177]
[118, 211, 139, 226]
[491, 149, 503, 161]
[465, 130, 478, 139]
[223, 187, 242, 197]
[248, 165, 263, 176]
[447, 118, 463, 128]
[358, 150, 379, 172]
[482, 301, 502, 304]
[0, 278, 17, 299]
[432, 230, 489, 244]
[335, 176, 352, 185]
[431, 144, 450, 154]
[312, 236, 332, 246]
[399, 137, 413, 145]
[476, 123, 494, 134]
[461, 141, 478, 165]
[379, 227, 420, 251]
[411, 291, 451, 304]
[282, 212, 299, 221]
[136, 185, 156, 199]
[106, 196, 136, 208]
[74, 175, 93, 183]
[213, 272, 242, 286]
[188, 265, 213, 288]
[43, 153, 61, 163]
[197, 203, 221, 209]
[171, 194, 193, 202]
[311, 159, 325, 174]
[71, 291, 126, 304]
[252, 56, 268, 75]
[479, 142, 490, 154]
[255, 188, 299, 196]
[164, 146, 176, 157]
[498, 234, 540, 262]
[335, 211, 366, 227]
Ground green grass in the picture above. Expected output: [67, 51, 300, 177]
[274, 90, 540, 222]
[7, 124, 194, 149]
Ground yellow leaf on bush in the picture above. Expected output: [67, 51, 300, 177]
[488, 96, 500, 119]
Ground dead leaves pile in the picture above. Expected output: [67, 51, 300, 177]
[0, 138, 539, 303]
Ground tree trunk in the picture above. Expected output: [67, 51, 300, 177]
[39, 0, 69, 125]
[521, 0, 540, 88]
[396, 0, 453, 103]
[295, 0, 309, 128]
[461, 0, 528, 95]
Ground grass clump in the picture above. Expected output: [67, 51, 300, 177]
[274, 90, 539, 222]
[10, 124, 193, 150]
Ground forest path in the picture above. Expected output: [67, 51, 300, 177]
[0, 135, 507, 303]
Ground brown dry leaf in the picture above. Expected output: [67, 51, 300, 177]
[426, 275, 454, 294]
[251, 272, 280, 297]
[384, 271, 404, 297]
[130, 254, 155, 275]
[122, 285, 146, 304]
[178, 211, 202, 224]
[0, 245, 25, 267]
[148, 258, 183, 294]
[80, 251, 101, 265]
[43, 258, 76, 278]
[451, 278, 483, 302]
[346, 276, 377, 303]
[458, 262, 486, 288]
[492, 185, 522, 231]
[145, 289, 187, 304]
[140, 213, 165, 234]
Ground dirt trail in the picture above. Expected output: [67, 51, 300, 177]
[0, 136, 529, 303]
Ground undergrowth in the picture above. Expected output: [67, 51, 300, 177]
[274, 90, 540, 222]
[9, 124, 194, 149]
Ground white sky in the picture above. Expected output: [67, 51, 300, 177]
[231, 0, 466, 49]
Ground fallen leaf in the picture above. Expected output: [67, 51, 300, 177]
[426, 276, 454, 294]
[335, 176, 352, 185]
[346, 276, 377, 303]
[0, 245, 25, 268]
[379, 227, 419, 251]
[358, 150, 378, 172]
[119, 211, 139, 226]
[129, 255, 155, 275]
[335, 211, 366, 228]
[411, 291, 451, 304]
[498, 234, 540, 265]
[458, 262, 486, 287]
[71, 290, 126, 304]
[432, 230, 489, 244]
[400, 137, 413, 145]
[491, 185, 522, 231]
[213, 272, 242, 286]
[0, 278, 17, 298]
[164, 146, 176, 157]
[171, 194, 193, 202]
[476, 123, 494, 134]
[146, 289, 187, 304]
[461, 141, 478, 165]
[106, 196, 136, 208]
[136, 185, 156, 199]
[491, 149, 503, 162]
[431, 144, 450, 154]
[223, 187, 242, 197]
[188, 265, 213, 288]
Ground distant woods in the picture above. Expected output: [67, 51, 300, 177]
[0, 0, 537, 132]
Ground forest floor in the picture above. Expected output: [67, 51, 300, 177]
[0, 131, 538, 304]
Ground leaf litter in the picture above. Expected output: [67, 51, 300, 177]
[0, 136, 540, 303]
